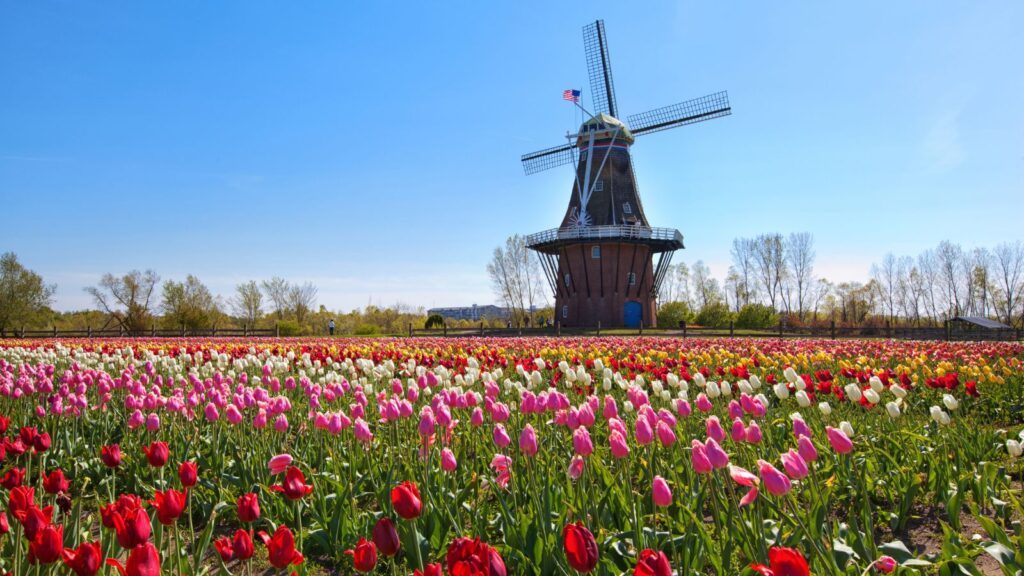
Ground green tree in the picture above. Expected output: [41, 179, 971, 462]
[657, 301, 693, 328]
[734, 303, 778, 329]
[695, 301, 733, 328]
[0, 253, 55, 332]
[161, 275, 219, 330]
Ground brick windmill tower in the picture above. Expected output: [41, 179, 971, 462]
[522, 20, 731, 328]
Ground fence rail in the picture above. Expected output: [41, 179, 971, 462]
[0, 326, 279, 339]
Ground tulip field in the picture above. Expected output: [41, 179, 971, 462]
[1, 337, 1024, 576]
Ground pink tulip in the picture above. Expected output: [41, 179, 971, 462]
[745, 420, 763, 444]
[519, 424, 538, 457]
[441, 448, 458, 472]
[635, 418, 654, 445]
[729, 465, 760, 507]
[204, 403, 220, 421]
[573, 427, 593, 457]
[695, 393, 713, 413]
[354, 418, 373, 444]
[690, 440, 713, 474]
[656, 421, 677, 447]
[792, 417, 812, 439]
[706, 416, 726, 444]
[146, 413, 160, 432]
[568, 455, 585, 481]
[780, 449, 809, 480]
[493, 424, 511, 448]
[470, 408, 484, 427]
[728, 400, 743, 420]
[675, 399, 692, 418]
[418, 410, 436, 437]
[825, 426, 854, 455]
[875, 555, 897, 574]
[652, 476, 672, 507]
[757, 459, 792, 496]
[602, 396, 618, 419]
[731, 418, 747, 442]
[705, 438, 730, 469]
[609, 430, 630, 459]
[268, 454, 293, 475]
[797, 435, 818, 462]
[274, 414, 289, 432]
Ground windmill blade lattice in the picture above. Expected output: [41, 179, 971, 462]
[583, 20, 618, 118]
[521, 143, 578, 175]
[628, 91, 731, 136]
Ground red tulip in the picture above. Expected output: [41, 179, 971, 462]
[8, 485, 36, 519]
[563, 522, 599, 572]
[16, 504, 54, 541]
[0, 511, 9, 535]
[101, 444, 122, 468]
[1, 467, 26, 489]
[0, 414, 8, 434]
[236, 492, 260, 523]
[345, 537, 378, 573]
[150, 489, 187, 525]
[111, 507, 152, 549]
[101, 494, 142, 529]
[33, 431, 52, 453]
[178, 461, 198, 488]
[391, 481, 422, 520]
[634, 549, 672, 576]
[213, 537, 234, 561]
[372, 517, 401, 557]
[446, 537, 507, 576]
[270, 466, 313, 500]
[142, 442, 169, 468]
[62, 541, 103, 576]
[20, 426, 38, 446]
[43, 469, 69, 494]
[750, 546, 810, 576]
[258, 525, 304, 569]
[232, 529, 254, 561]
[28, 523, 63, 564]
[106, 542, 160, 576]
[414, 564, 444, 576]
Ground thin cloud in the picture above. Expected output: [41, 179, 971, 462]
[922, 110, 966, 171]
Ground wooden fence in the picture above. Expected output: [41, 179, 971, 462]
[0, 326, 278, 339]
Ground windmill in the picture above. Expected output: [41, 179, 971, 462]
[522, 19, 731, 328]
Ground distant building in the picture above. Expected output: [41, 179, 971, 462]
[427, 304, 510, 321]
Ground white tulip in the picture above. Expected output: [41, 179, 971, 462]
[652, 380, 663, 395]
[706, 381, 721, 399]
[885, 401, 901, 419]
[869, 376, 884, 393]
[1007, 440, 1023, 458]
[720, 381, 733, 397]
[749, 375, 762, 390]
[755, 393, 770, 407]
[773, 382, 790, 400]
[677, 389, 689, 401]
[844, 383, 862, 403]
[784, 367, 799, 384]
[594, 359, 604, 371]
[602, 378, 612, 391]
[623, 401, 634, 413]
[666, 373, 679, 388]
[930, 405, 950, 426]
[890, 383, 907, 399]
[863, 388, 881, 405]
[531, 371, 543, 386]
[661, 390, 672, 402]
[694, 372, 706, 387]
[795, 390, 811, 407]
[942, 394, 959, 411]
[840, 421, 855, 437]
[737, 380, 753, 395]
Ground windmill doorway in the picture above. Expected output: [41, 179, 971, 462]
[623, 301, 642, 328]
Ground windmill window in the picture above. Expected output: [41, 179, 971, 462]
[627, 272, 637, 286]
[623, 202, 632, 214]
[562, 305, 568, 319]
[591, 246, 601, 259]
[593, 180, 604, 192]
[564, 273, 571, 287]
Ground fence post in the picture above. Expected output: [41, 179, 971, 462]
[480, 322, 484, 336]
[151, 325, 156, 337]
[778, 319, 784, 338]
[682, 320, 687, 339]
[275, 324, 280, 338]
[212, 327, 217, 337]
[443, 323, 447, 337]
[243, 324, 248, 337]
[87, 325, 91, 338]
[53, 325, 57, 338]
[944, 320, 951, 342]
[556, 321, 561, 336]
[597, 321, 601, 337]
[830, 320, 836, 339]
[886, 320, 892, 339]
[409, 323, 413, 338]
[729, 321, 734, 337]
[118, 325, 123, 337]
[20, 326, 25, 338]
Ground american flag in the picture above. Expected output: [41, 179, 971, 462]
[563, 89, 581, 103]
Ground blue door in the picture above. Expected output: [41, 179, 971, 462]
[623, 301, 642, 328]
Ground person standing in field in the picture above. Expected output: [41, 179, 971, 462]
[328, 319, 335, 336]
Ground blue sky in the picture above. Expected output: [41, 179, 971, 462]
[2, 1, 1022, 312]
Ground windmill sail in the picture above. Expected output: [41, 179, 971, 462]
[583, 20, 618, 118]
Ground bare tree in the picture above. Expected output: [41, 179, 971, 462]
[487, 235, 545, 327]
[993, 241, 1024, 327]
[0, 252, 55, 332]
[288, 282, 318, 325]
[871, 253, 899, 324]
[935, 241, 965, 317]
[917, 250, 941, 324]
[785, 232, 815, 319]
[730, 238, 758, 307]
[231, 281, 264, 326]
[261, 277, 291, 320]
[752, 233, 785, 310]
[86, 270, 160, 332]
[691, 260, 722, 309]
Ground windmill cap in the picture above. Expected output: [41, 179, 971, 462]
[577, 113, 635, 145]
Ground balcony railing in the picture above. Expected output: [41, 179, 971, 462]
[527, 225, 683, 247]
